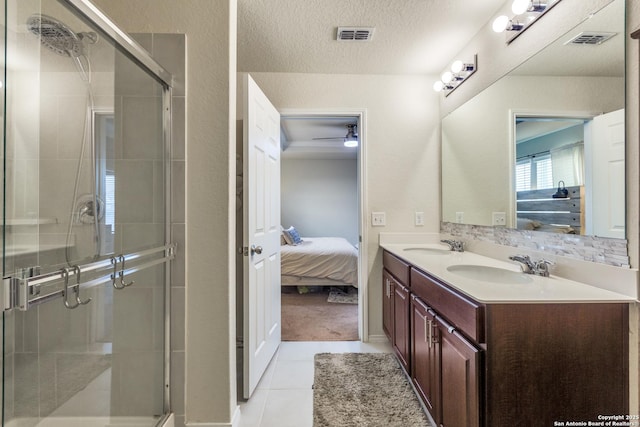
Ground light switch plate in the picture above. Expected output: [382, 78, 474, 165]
[372, 212, 386, 226]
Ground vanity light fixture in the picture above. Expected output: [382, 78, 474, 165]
[493, 0, 561, 43]
[433, 55, 477, 96]
[492, 15, 524, 33]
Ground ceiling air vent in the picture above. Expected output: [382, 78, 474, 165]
[336, 27, 374, 42]
[565, 31, 617, 45]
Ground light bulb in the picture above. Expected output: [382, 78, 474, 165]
[343, 139, 358, 148]
[441, 71, 453, 84]
[451, 60, 464, 74]
[433, 81, 444, 92]
[512, 0, 530, 15]
[492, 15, 509, 33]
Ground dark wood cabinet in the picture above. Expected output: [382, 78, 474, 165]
[392, 281, 410, 371]
[411, 296, 440, 422]
[382, 249, 629, 427]
[382, 269, 393, 338]
[437, 316, 481, 427]
[383, 252, 412, 372]
[484, 303, 628, 426]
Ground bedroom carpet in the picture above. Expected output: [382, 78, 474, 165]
[313, 353, 431, 427]
[281, 289, 358, 341]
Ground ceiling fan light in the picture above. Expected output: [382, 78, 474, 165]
[344, 139, 358, 148]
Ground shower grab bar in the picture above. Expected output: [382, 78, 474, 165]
[3, 243, 175, 312]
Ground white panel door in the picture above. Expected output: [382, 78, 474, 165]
[591, 108, 625, 239]
[243, 74, 281, 399]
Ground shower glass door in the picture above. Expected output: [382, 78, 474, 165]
[2, 0, 172, 426]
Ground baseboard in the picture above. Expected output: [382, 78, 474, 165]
[185, 406, 240, 427]
[367, 334, 389, 343]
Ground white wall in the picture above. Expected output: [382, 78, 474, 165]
[281, 158, 358, 245]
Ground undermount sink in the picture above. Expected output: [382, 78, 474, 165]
[446, 264, 532, 284]
[403, 247, 451, 255]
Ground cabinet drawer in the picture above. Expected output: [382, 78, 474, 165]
[383, 250, 411, 285]
[411, 268, 485, 343]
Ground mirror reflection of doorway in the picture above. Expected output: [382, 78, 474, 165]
[514, 110, 625, 238]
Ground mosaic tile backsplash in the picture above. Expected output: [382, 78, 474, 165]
[441, 222, 630, 268]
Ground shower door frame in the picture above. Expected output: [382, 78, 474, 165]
[61, 0, 175, 418]
[4, 0, 175, 422]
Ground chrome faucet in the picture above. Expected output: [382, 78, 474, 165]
[508, 255, 535, 274]
[440, 239, 464, 252]
[508, 254, 553, 277]
[532, 259, 553, 277]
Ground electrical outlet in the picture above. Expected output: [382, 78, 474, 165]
[415, 211, 425, 226]
[371, 212, 386, 226]
[456, 212, 464, 223]
[492, 212, 506, 226]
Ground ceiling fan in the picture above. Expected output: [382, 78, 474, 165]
[312, 123, 358, 147]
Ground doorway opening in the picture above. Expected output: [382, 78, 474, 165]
[279, 111, 367, 342]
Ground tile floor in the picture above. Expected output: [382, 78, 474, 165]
[238, 340, 393, 427]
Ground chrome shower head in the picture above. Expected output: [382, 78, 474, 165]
[26, 14, 98, 82]
[26, 13, 97, 58]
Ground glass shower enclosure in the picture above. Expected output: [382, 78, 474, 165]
[1, 0, 173, 426]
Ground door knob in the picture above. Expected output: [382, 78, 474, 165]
[251, 245, 263, 255]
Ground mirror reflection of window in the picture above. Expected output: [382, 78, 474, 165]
[515, 117, 586, 192]
[515, 154, 553, 191]
[94, 111, 115, 255]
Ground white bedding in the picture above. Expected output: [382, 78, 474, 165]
[280, 237, 358, 287]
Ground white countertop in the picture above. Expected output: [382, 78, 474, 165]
[380, 243, 635, 304]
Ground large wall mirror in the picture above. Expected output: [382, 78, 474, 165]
[442, 0, 625, 239]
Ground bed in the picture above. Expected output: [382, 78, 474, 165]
[516, 185, 584, 234]
[280, 237, 358, 287]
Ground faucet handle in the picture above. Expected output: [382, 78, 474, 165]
[533, 259, 553, 277]
[440, 239, 464, 252]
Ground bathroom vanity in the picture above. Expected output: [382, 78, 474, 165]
[382, 244, 632, 427]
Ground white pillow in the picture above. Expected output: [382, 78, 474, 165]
[282, 226, 303, 245]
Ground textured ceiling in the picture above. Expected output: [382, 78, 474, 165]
[241, 0, 623, 159]
[512, 0, 624, 77]
[237, 0, 505, 75]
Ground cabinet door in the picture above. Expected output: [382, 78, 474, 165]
[438, 318, 481, 427]
[382, 269, 393, 340]
[392, 282, 410, 372]
[411, 296, 440, 423]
